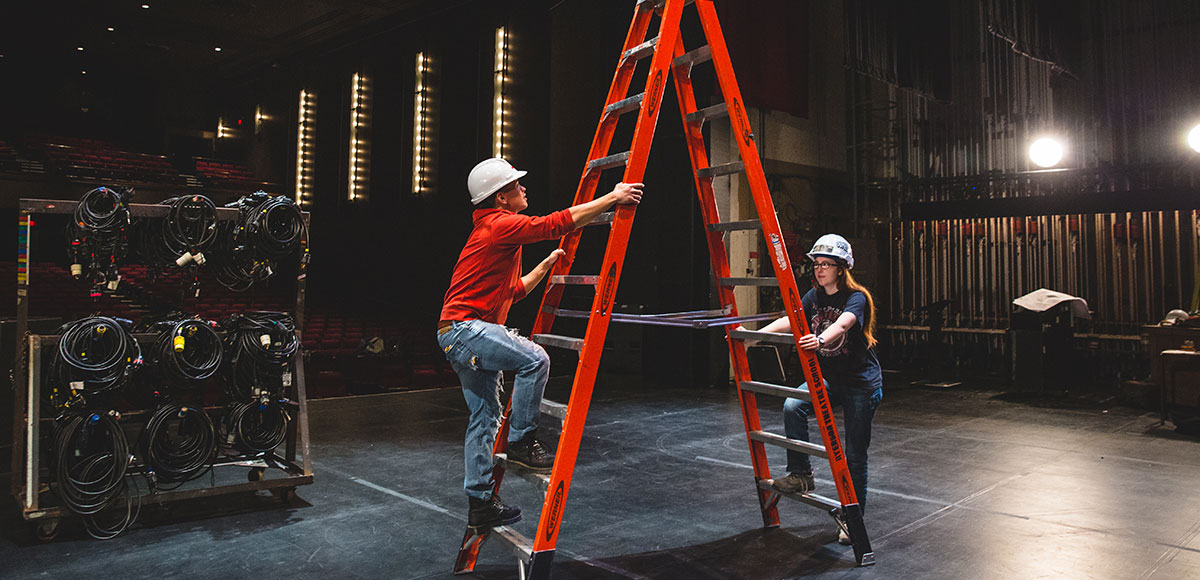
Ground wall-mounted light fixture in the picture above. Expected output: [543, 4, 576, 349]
[492, 26, 509, 159]
[348, 72, 371, 201]
[295, 90, 317, 207]
[217, 117, 236, 140]
[1029, 136, 1065, 168]
[255, 105, 271, 136]
[413, 52, 430, 195]
[1187, 123, 1200, 153]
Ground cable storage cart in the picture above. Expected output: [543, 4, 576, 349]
[10, 193, 313, 540]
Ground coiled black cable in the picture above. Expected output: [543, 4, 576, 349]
[51, 316, 142, 401]
[222, 312, 298, 402]
[53, 410, 139, 539]
[214, 192, 306, 291]
[67, 186, 131, 291]
[150, 318, 222, 389]
[223, 401, 288, 457]
[140, 404, 216, 488]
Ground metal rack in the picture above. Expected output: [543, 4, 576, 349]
[9, 197, 313, 537]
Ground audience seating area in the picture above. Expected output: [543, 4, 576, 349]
[25, 135, 183, 185]
[0, 140, 18, 170]
[193, 158, 269, 190]
[4, 134, 277, 192]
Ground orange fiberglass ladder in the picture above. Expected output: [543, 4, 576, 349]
[454, 0, 875, 576]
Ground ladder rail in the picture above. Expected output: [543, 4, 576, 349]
[692, 0, 859, 509]
[668, 33, 780, 528]
[530, 0, 690, 559]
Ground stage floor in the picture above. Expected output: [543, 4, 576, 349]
[4, 374, 1200, 579]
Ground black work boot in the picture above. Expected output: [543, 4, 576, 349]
[506, 432, 554, 472]
[468, 494, 521, 529]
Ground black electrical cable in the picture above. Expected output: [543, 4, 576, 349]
[67, 186, 131, 291]
[52, 411, 130, 516]
[214, 192, 306, 291]
[223, 401, 288, 457]
[163, 195, 218, 256]
[140, 403, 216, 488]
[222, 312, 298, 402]
[51, 316, 142, 400]
[151, 319, 222, 389]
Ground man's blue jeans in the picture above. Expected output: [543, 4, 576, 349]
[783, 381, 882, 512]
[436, 319, 550, 500]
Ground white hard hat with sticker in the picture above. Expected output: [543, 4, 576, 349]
[807, 233, 854, 269]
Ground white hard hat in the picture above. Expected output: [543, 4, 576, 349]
[807, 234, 854, 269]
[467, 158, 527, 205]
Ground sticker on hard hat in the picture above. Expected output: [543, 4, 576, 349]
[770, 233, 789, 271]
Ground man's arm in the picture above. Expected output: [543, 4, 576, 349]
[520, 249, 566, 295]
[569, 183, 644, 227]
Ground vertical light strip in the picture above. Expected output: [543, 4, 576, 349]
[413, 52, 427, 195]
[348, 72, 371, 201]
[492, 26, 508, 158]
[295, 90, 317, 206]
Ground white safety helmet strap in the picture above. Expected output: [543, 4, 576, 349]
[467, 158, 528, 206]
[806, 234, 854, 269]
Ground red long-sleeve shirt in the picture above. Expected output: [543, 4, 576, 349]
[440, 207, 575, 325]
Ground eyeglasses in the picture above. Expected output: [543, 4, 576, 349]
[812, 262, 840, 270]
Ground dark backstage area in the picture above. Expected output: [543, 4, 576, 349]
[2, 0, 1200, 578]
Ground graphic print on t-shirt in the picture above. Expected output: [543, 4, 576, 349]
[810, 305, 849, 357]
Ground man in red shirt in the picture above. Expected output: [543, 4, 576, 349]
[437, 157, 642, 529]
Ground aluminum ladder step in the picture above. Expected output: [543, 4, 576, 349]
[489, 525, 534, 562]
[697, 161, 744, 179]
[673, 45, 712, 69]
[719, 276, 779, 287]
[707, 219, 760, 232]
[586, 211, 615, 227]
[549, 275, 599, 286]
[494, 453, 550, 492]
[587, 151, 631, 173]
[740, 380, 811, 402]
[621, 37, 659, 65]
[729, 328, 795, 346]
[532, 334, 584, 351]
[540, 399, 567, 422]
[685, 103, 729, 125]
[605, 93, 645, 119]
[748, 430, 828, 459]
[755, 479, 841, 511]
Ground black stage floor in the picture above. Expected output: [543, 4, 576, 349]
[4, 375, 1200, 579]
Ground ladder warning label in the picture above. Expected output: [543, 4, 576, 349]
[770, 234, 788, 271]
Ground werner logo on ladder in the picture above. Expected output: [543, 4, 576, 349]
[450, 0, 874, 577]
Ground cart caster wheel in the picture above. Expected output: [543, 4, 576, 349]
[271, 487, 296, 503]
[248, 467, 266, 482]
[36, 519, 60, 542]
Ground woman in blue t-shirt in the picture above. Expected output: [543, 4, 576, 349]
[755, 234, 883, 545]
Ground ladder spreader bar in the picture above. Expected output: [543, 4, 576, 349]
[740, 380, 812, 402]
[719, 276, 778, 287]
[548, 308, 784, 328]
[707, 219, 760, 232]
[749, 430, 829, 459]
[698, 161, 744, 179]
[606, 93, 645, 118]
[550, 275, 599, 286]
[532, 334, 584, 351]
[685, 103, 729, 125]
[586, 151, 631, 172]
